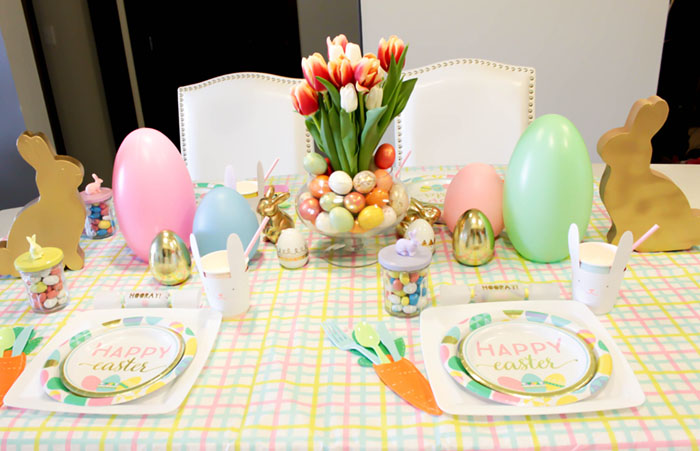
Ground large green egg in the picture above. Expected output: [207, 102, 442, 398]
[503, 114, 593, 262]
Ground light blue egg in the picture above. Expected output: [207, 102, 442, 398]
[192, 186, 260, 256]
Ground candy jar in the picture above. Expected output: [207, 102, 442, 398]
[377, 231, 432, 317]
[80, 173, 116, 239]
[14, 235, 70, 313]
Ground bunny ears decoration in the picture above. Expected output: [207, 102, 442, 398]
[598, 96, 700, 252]
[0, 132, 86, 277]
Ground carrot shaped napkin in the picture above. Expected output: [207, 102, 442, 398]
[373, 358, 443, 416]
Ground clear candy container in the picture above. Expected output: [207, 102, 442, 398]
[80, 173, 116, 239]
[14, 236, 70, 313]
[378, 240, 432, 318]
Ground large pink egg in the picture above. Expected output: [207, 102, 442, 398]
[113, 128, 196, 261]
[443, 163, 504, 236]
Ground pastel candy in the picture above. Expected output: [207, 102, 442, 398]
[99, 220, 111, 229]
[30, 282, 47, 293]
[391, 279, 403, 291]
[403, 282, 417, 294]
[44, 297, 57, 309]
[42, 275, 59, 285]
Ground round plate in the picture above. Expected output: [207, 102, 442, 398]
[60, 325, 185, 397]
[459, 321, 595, 397]
[404, 175, 452, 208]
[440, 310, 612, 406]
[41, 316, 197, 407]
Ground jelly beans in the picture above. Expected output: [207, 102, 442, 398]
[84, 200, 116, 239]
[19, 262, 69, 313]
[381, 267, 430, 317]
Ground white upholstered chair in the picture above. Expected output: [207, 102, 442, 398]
[178, 73, 312, 181]
[395, 58, 535, 167]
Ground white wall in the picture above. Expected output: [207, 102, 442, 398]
[361, 0, 668, 162]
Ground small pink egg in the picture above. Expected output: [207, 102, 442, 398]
[343, 192, 366, 214]
[299, 197, 321, 223]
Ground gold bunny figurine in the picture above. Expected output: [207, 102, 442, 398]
[256, 186, 294, 244]
[598, 96, 700, 251]
[0, 132, 86, 277]
[396, 199, 441, 237]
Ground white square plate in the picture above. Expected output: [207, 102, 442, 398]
[420, 300, 645, 416]
[5, 308, 222, 415]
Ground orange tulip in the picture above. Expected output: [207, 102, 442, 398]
[328, 54, 355, 88]
[354, 53, 385, 92]
[291, 81, 319, 116]
[301, 53, 331, 92]
[378, 35, 405, 71]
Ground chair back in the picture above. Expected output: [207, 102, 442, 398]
[178, 73, 312, 181]
[395, 59, 535, 167]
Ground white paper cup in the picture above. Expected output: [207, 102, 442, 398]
[199, 250, 250, 319]
[237, 180, 260, 216]
[572, 241, 627, 315]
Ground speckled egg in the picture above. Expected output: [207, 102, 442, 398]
[303, 152, 328, 175]
[309, 175, 331, 198]
[374, 169, 393, 192]
[320, 192, 344, 212]
[379, 206, 397, 228]
[389, 183, 409, 216]
[329, 207, 354, 233]
[353, 171, 376, 194]
[328, 171, 353, 195]
[366, 188, 390, 207]
[357, 205, 384, 230]
[407, 218, 435, 253]
[343, 192, 366, 214]
[314, 212, 337, 235]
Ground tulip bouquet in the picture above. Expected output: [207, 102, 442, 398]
[291, 34, 416, 177]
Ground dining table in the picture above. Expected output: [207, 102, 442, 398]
[0, 163, 698, 450]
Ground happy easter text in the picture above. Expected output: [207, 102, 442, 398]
[475, 337, 574, 371]
[77, 343, 172, 373]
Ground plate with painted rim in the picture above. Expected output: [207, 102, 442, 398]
[403, 175, 453, 209]
[41, 316, 197, 406]
[440, 309, 612, 406]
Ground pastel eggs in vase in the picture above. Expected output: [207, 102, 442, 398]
[295, 157, 408, 237]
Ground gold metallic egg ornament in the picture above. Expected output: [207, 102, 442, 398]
[149, 230, 191, 285]
[452, 209, 495, 266]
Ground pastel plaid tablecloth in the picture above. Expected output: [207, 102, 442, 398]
[1, 166, 699, 450]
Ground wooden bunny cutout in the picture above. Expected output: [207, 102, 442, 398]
[256, 186, 293, 244]
[598, 96, 700, 251]
[0, 132, 86, 277]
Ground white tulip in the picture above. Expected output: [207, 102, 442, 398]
[340, 84, 358, 113]
[328, 44, 344, 62]
[345, 43, 362, 67]
[366, 85, 383, 110]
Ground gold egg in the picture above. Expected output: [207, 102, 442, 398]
[149, 230, 191, 285]
[453, 209, 495, 266]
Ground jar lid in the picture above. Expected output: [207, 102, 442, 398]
[14, 235, 64, 272]
[80, 186, 112, 204]
[378, 244, 431, 272]
[80, 173, 112, 203]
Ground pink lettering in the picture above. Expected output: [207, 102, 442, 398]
[498, 344, 512, 356]
[141, 347, 157, 358]
[547, 338, 562, 353]
[91, 342, 111, 358]
[513, 343, 528, 356]
[109, 347, 123, 358]
[124, 346, 141, 358]
[159, 346, 172, 358]
[476, 341, 494, 357]
[531, 342, 546, 355]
